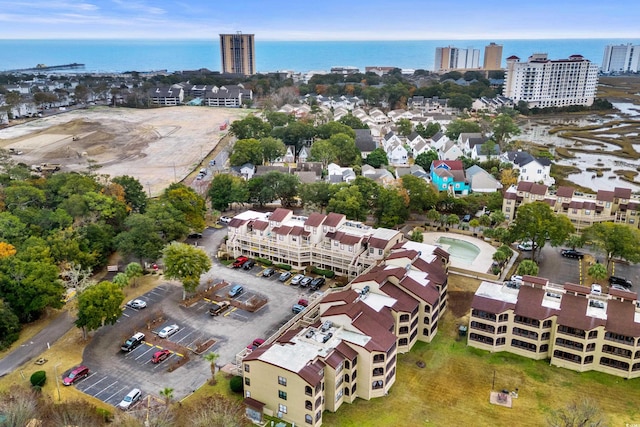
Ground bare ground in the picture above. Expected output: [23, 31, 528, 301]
[0, 106, 249, 196]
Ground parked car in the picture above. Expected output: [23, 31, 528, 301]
[121, 332, 145, 352]
[462, 214, 471, 222]
[609, 276, 632, 288]
[209, 300, 231, 316]
[298, 298, 309, 307]
[247, 338, 265, 350]
[243, 259, 256, 270]
[290, 274, 305, 285]
[292, 303, 306, 314]
[228, 284, 244, 298]
[590, 283, 602, 295]
[262, 267, 276, 277]
[151, 349, 171, 364]
[510, 275, 523, 285]
[517, 241, 533, 251]
[310, 277, 326, 291]
[232, 256, 249, 268]
[219, 216, 232, 224]
[158, 324, 179, 338]
[561, 249, 584, 259]
[610, 283, 632, 292]
[188, 232, 203, 239]
[279, 271, 292, 282]
[126, 299, 147, 309]
[118, 388, 142, 410]
[299, 276, 313, 287]
[63, 365, 89, 386]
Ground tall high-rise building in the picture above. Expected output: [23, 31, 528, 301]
[503, 53, 599, 108]
[219, 32, 256, 76]
[434, 46, 480, 71]
[601, 43, 640, 73]
[483, 42, 503, 70]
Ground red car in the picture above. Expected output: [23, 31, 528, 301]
[151, 349, 171, 364]
[298, 299, 309, 307]
[232, 256, 249, 268]
[63, 365, 89, 386]
[247, 338, 265, 351]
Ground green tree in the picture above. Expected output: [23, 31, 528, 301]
[145, 199, 189, 242]
[75, 281, 124, 339]
[230, 138, 263, 166]
[374, 187, 409, 228]
[492, 250, 508, 264]
[0, 300, 20, 350]
[73, 84, 89, 104]
[204, 352, 220, 383]
[565, 234, 585, 250]
[469, 218, 480, 232]
[327, 185, 367, 222]
[338, 113, 367, 129]
[445, 119, 482, 140]
[517, 259, 539, 276]
[445, 214, 460, 228]
[309, 139, 337, 169]
[491, 113, 521, 147]
[547, 398, 606, 427]
[509, 202, 575, 261]
[316, 121, 356, 140]
[229, 115, 271, 140]
[328, 133, 360, 166]
[448, 94, 474, 111]
[583, 223, 640, 268]
[260, 137, 286, 165]
[159, 387, 174, 408]
[112, 272, 129, 288]
[161, 183, 206, 232]
[401, 174, 437, 213]
[112, 175, 147, 213]
[410, 230, 424, 242]
[270, 121, 316, 151]
[426, 208, 441, 226]
[396, 118, 413, 137]
[489, 210, 506, 226]
[207, 174, 248, 211]
[124, 262, 143, 287]
[162, 242, 212, 300]
[416, 122, 441, 139]
[299, 182, 332, 213]
[114, 214, 165, 265]
[587, 263, 608, 282]
[364, 148, 389, 168]
[262, 171, 299, 208]
[414, 150, 439, 171]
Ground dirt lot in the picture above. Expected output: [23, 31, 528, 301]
[0, 106, 248, 196]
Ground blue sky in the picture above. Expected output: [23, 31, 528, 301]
[1, 0, 639, 40]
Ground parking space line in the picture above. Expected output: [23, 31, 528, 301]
[104, 385, 128, 403]
[175, 330, 195, 344]
[94, 380, 119, 397]
[81, 374, 107, 392]
[224, 307, 237, 317]
[135, 346, 155, 361]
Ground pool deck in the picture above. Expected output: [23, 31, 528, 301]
[422, 231, 496, 274]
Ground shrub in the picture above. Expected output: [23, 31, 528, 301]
[311, 267, 335, 278]
[274, 264, 291, 271]
[229, 375, 244, 393]
[30, 370, 46, 387]
[96, 407, 114, 422]
[255, 257, 272, 266]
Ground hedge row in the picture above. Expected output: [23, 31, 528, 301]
[275, 264, 292, 271]
[255, 257, 273, 266]
[311, 267, 335, 278]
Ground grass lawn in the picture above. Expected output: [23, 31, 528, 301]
[322, 299, 640, 427]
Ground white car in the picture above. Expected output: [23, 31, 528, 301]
[126, 299, 147, 309]
[219, 216, 232, 224]
[290, 274, 305, 285]
[118, 388, 141, 410]
[158, 324, 179, 338]
[517, 241, 533, 251]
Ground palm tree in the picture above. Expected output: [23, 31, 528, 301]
[588, 263, 607, 283]
[159, 387, 174, 408]
[204, 352, 220, 384]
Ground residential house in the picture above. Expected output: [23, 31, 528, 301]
[458, 133, 488, 157]
[430, 160, 469, 194]
[465, 165, 503, 193]
[468, 278, 640, 379]
[429, 131, 449, 152]
[327, 163, 356, 184]
[355, 129, 377, 159]
[439, 140, 464, 161]
[231, 163, 255, 180]
[297, 146, 311, 163]
[471, 143, 501, 162]
[386, 143, 408, 166]
[361, 165, 396, 186]
[501, 151, 554, 186]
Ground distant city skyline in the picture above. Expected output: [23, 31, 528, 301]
[1, 0, 639, 40]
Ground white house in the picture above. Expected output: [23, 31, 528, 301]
[386, 142, 409, 165]
[439, 140, 464, 161]
[465, 165, 503, 193]
[501, 151, 554, 186]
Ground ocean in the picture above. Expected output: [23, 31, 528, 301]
[0, 38, 639, 74]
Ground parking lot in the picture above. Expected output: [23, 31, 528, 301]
[76, 228, 324, 407]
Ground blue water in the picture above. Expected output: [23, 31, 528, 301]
[436, 236, 480, 263]
[0, 39, 639, 74]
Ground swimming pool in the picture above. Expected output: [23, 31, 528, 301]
[436, 236, 481, 264]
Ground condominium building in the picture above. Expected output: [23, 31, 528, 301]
[468, 278, 640, 379]
[483, 42, 503, 70]
[502, 181, 638, 230]
[601, 43, 640, 74]
[434, 46, 480, 72]
[220, 32, 256, 75]
[242, 241, 449, 426]
[503, 53, 599, 108]
[227, 209, 405, 277]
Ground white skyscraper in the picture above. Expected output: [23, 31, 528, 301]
[601, 43, 640, 73]
[434, 46, 480, 71]
[503, 53, 599, 108]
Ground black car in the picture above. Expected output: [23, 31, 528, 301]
[243, 259, 256, 270]
[310, 277, 326, 291]
[262, 267, 276, 277]
[560, 249, 584, 259]
[121, 332, 145, 352]
[609, 276, 632, 288]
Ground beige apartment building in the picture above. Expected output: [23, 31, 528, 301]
[468, 277, 640, 379]
[227, 209, 405, 277]
[242, 240, 450, 426]
[220, 32, 256, 75]
[483, 42, 503, 70]
[502, 181, 638, 230]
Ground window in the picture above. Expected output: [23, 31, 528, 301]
[400, 314, 410, 322]
[278, 376, 287, 386]
[399, 326, 409, 334]
[245, 377, 250, 386]
[372, 380, 384, 390]
[278, 390, 287, 400]
[244, 364, 250, 373]
[305, 414, 313, 424]
[305, 400, 313, 410]
[305, 385, 313, 396]
[278, 404, 287, 414]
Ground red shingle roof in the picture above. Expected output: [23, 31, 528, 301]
[270, 208, 291, 223]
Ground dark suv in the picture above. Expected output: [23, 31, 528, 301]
[560, 249, 584, 259]
[609, 276, 632, 288]
[310, 277, 326, 291]
[121, 332, 145, 352]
